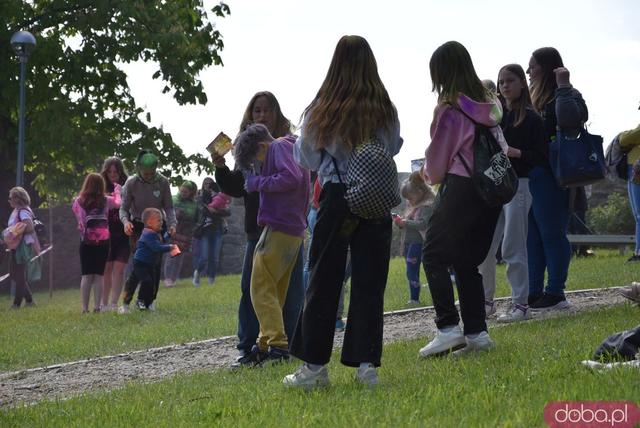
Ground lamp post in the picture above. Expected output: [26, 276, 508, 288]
[10, 30, 36, 187]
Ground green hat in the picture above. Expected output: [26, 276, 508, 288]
[138, 153, 158, 169]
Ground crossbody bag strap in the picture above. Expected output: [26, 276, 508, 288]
[330, 155, 345, 185]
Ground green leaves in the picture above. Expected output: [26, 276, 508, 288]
[1, 0, 230, 202]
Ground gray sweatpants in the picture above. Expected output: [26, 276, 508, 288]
[478, 178, 532, 305]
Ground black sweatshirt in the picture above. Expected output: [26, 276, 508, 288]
[214, 166, 262, 241]
[501, 108, 547, 178]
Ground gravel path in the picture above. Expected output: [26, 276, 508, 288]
[0, 286, 629, 408]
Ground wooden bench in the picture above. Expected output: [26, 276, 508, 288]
[567, 234, 635, 254]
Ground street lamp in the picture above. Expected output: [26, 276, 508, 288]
[10, 30, 36, 187]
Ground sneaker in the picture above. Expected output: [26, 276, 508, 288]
[626, 254, 640, 263]
[452, 331, 495, 357]
[118, 304, 130, 314]
[335, 318, 346, 331]
[528, 293, 543, 306]
[164, 280, 175, 288]
[419, 325, 466, 358]
[208, 277, 215, 285]
[192, 270, 200, 287]
[136, 300, 148, 311]
[355, 364, 378, 386]
[619, 283, 640, 304]
[10, 304, 20, 310]
[93, 307, 101, 313]
[283, 364, 330, 389]
[485, 300, 496, 317]
[261, 347, 290, 366]
[406, 299, 420, 307]
[231, 345, 267, 368]
[497, 304, 530, 323]
[24, 301, 36, 308]
[529, 293, 569, 311]
[148, 302, 156, 312]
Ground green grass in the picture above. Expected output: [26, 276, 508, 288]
[0, 250, 637, 371]
[1, 305, 638, 427]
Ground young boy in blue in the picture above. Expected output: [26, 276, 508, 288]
[133, 208, 177, 310]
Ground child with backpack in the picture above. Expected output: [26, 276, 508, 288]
[419, 41, 506, 358]
[72, 173, 121, 313]
[285, 35, 403, 388]
[477, 64, 546, 322]
[393, 171, 435, 306]
[133, 208, 177, 310]
[231, 123, 309, 365]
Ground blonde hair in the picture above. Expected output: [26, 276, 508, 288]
[401, 171, 435, 209]
[302, 35, 397, 151]
[142, 207, 162, 224]
[9, 187, 31, 207]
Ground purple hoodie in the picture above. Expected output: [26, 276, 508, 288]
[423, 94, 508, 185]
[245, 135, 310, 237]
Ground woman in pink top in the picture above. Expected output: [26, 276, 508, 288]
[418, 41, 506, 358]
[72, 173, 121, 313]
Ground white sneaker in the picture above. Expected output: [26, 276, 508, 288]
[192, 270, 200, 287]
[497, 304, 529, 323]
[419, 325, 466, 358]
[118, 304, 130, 314]
[356, 365, 379, 386]
[406, 299, 420, 307]
[148, 302, 156, 311]
[453, 331, 495, 357]
[283, 364, 329, 389]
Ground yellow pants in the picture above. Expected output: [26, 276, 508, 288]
[250, 226, 302, 351]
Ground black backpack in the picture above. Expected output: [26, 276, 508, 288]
[455, 109, 519, 207]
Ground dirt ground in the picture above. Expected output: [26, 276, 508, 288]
[0, 286, 630, 408]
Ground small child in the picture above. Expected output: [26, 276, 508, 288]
[207, 192, 232, 212]
[393, 171, 435, 306]
[132, 208, 177, 310]
[72, 173, 121, 313]
[233, 123, 309, 366]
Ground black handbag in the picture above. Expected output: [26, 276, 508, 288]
[593, 325, 640, 362]
[549, 126, 606, 187]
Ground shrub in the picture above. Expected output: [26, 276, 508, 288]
[587, 192, 635, 234]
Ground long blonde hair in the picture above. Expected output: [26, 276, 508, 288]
[302, 35, 397, 151]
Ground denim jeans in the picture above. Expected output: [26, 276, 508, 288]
[236, 239, 304, 353]
[195, 227, 223, 282]
[628, 165, 640, 253]
[527, 166, 570, 298]
[405, 243, 423, 301]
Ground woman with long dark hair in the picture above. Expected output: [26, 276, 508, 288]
[526, 47, 588, 310]
[418, 41, 505, 358]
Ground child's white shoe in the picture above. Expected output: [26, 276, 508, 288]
[452, 331, 495, 357]
[118, 304, 130, 314]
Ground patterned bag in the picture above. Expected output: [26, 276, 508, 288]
[332, 138, 401, 219]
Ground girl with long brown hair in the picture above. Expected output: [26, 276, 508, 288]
[419, 41, 506, 358]
[72, 173, 121, 313]
[100, 157, 129, 311]
[477, 64, 546, 323]
[212, 92, 304, 368]
[284, 35, 403, 388]
[526, 47, 588, 310]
